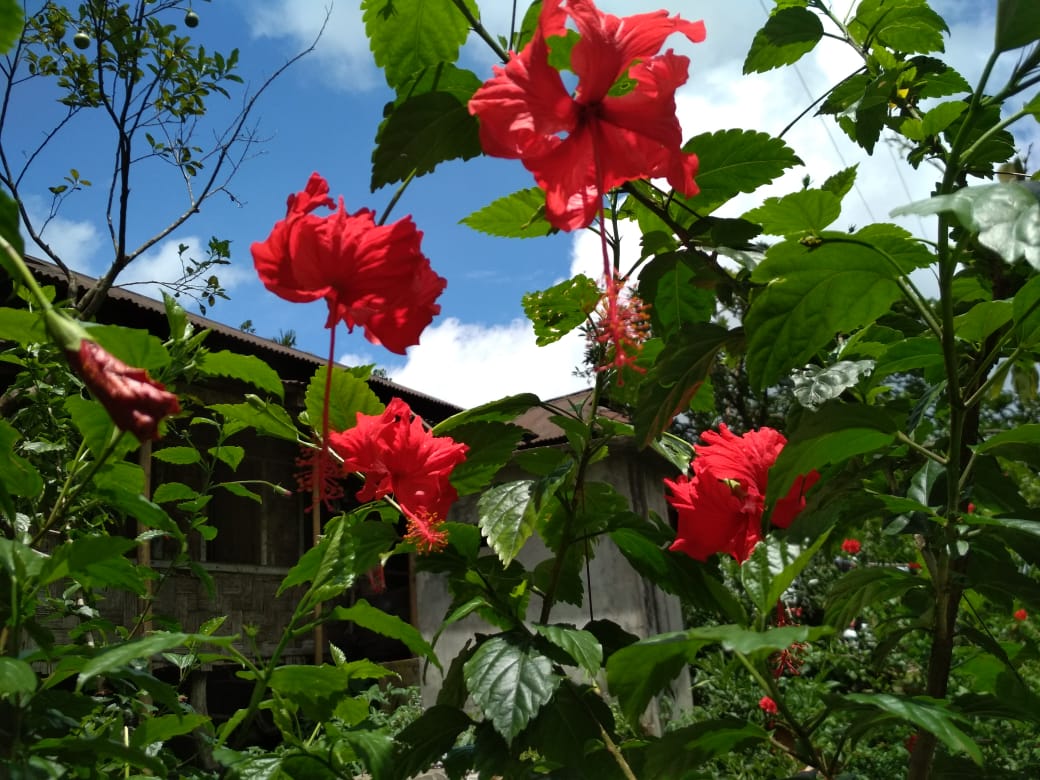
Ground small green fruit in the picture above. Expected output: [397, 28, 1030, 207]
[73, 30, 90, 49]
[184, 10, 199, 28]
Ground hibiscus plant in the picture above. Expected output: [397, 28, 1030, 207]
[2, 0, 1040, 778]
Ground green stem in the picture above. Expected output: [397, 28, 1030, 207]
[377, 168, 417, 226]
[449, 0, 510, 63]
[0, 234, 57, 313]
[962, 346, 1023, 410]
[957, 108, 1030, 168]
[896, 431, 947, 466]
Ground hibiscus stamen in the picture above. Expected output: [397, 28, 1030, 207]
[294, 445, 344, 511]
[593, 276, 651, 377]
[402, 506, 449, 555]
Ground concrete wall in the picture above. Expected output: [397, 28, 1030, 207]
[416, 444, 691, 733]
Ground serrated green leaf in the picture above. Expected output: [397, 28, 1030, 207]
[821, 165, 858, 200]
[791, 359, 876, 410]
[372, 90, 482, 189]
[521, 274, 601, 346]
[464, 636, 559, 742]
[996, 0, 1040, 52]
[851, 0, 948, 54]
[0, 307, 45, 345]
[638, 253, 715, 339]
[743, 6, 823, 74]
[433, 393, 539, 434]
[746, 228, 929, 388]
[394, 706, 474, 779]
[196, 350, 283, 400]
[478, 480, 539, 566]
[304, 365, 384, 434]
[153, 446, 202, 465]
[743, 189, 841, 236]
[209, 445, 244, 471]
[644, 719, 771, 776]
[975, 423, 1040, 467]
[0, 657, 37, 697]
[64, 395, 139, 460]
[534, 625, 602, 678]
[0, 419, 42, 499]
[0, 190, 24, 270]
[329, 598, 440, 669]
[1013, 274, 1040, 346]
[77, 633, 188, 690]
[892, 183, 1040, 269]
[902, 100, 967, 141]
[843, 693, 982, 763]
[634, 324, 737, 447]
[825, 564, 924, 629]
[88, 324, 169, 371]
[209, 398, 300, 442]
[679, 130, 802, 215]
[219, 481, 262, 503]
[0, 0, 22, 56]
[130, 713, 209, 750]
[954, 300, 1013, 342]
[445, 421, 527, 495]
[461, 187, 554, 238]
[740, 531, 833, 616]
[767, 404, 899, 505]
[362, 0, 475, 88]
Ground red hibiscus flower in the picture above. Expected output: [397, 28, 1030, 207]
[665, 425, 819, 563]
[66, 339, 180, 442]
[469, 0, 706, 230]
[841, 538, 861, 555]
[328, 398, 468, 553]
[251, 173, 446, 354]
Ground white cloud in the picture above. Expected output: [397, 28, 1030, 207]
[114, 237, 252, 305]
[244, 1, 380, 91]
[338, 350, 379, 368]
[20, 196, 103, 274]
[388, 317, 591, 407]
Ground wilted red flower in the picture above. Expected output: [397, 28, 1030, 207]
[841, 538, 861, 555]
[665, 425, 819, 563]
[328, 398, 468, 553]
[1015, 608, 1028, 622]
[468, 0, 705, 230]
[66, 340, 180, 442]
[758, 696, 778, 715]
[251, 173, 446, 354]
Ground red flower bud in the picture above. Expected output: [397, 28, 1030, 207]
[841, 538, 861, 555]
[66, 340, 180, 441]
[758, 696, 778, 715]
[1014, 608, 1028, 622]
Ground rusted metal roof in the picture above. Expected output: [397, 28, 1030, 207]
[17, 257, 463, 423]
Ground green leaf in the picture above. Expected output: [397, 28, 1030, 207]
[638, 253, 715, 338]
[533, 625, 602, 678]
[464, 636, 560, 742]
[791, 360, 876, 410]
[89, 324, 169, 371]
[77, 633, 188, 690]
[901, 100, 968, 141]
[445, 421, 527, 495]
[679, 130, 802, 215]
[851, 0, 948, 53]
[743, 6, 823, 74]
[746, 229, 925, 388]
[843, 693, 982, 763]
[975, 423, 1040, 467]
[0, 0, 22, 57]
[825, 566, 923, 629]
[0, 185, 24, 267]
[1013, 275, 1040, 346]
[461, 187, 555, 238]
[0, 307, 45, 345]
[996, 0, 1040, 52]
[372, 90, 482, 189]
[328, 598, 440, 669]
[742, 189, 841, 237]
[954, 300, 1013, 342]
[304, 365, 384, 434]
[196, 350, 284, 400]
[362, 0, 475, 88]
[821, 165, 858, 200]
[394, 705, 473, 778]
[644, 719, 771, 776]
[522, 275, 602, 346]
[152, 481, 199, 504]
[433, 393, 540, 434]
[477, 480, 540, 566]
[153, 446, 202, 465]
[64, 396, 138, 460]
[209, 445, 245, 471]
[634, 324, 738, 447]
[130, 713, 209, 749]
[0, 657, 37, 698]
[210, 397, 300, 442]
[891, 182, 1040, 269]
[0, 420, 43, 499]
[767, 404, 900, 504]
[740, 531, 834, 616]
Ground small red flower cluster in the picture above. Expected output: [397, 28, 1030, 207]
[1014, 608, 1028, 622]
[665, 425, 819, 563]
[329, 399, 468, 554]
[758, 696, 778, 715]
[841, 538, 861, 555]
[251, 173, 446, 354]
[65, 340, 180, 442]
[469, 0, 705, 231]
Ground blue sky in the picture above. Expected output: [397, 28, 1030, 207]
[11, 0, 1036, 407]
